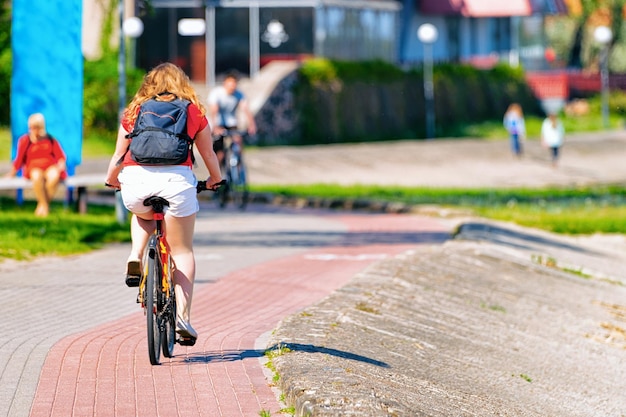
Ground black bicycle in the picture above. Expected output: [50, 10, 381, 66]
[139, 179, 226, 365]
[214, 130, 249, 210]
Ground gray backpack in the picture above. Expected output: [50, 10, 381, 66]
[124, 97, 193, 165]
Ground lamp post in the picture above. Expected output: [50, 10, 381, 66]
[594, 26, 612, 129]
[123, 16, 143, 69]
[250, 0, 260, 78]
[206, 6, 216, 88]
[417, 23, 438, 139]
[117, 3, 143, 224]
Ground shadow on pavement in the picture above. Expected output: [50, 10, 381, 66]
[194, 230, 450, 248]
[180, 343, 389, 368]
[456, 221, 599, 254]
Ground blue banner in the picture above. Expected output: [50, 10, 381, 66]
[11, 0, 83, 173]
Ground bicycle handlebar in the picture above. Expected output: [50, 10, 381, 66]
[105, 179, 227, 194]
[197, 179, 227, 193]
[213, 129, 249, 139]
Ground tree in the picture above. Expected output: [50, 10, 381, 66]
[567, 0, 626, 69]
[0, 0, 11, 125]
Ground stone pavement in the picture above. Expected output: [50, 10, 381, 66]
[2, 131, 626, 416]
[249, 131, 626, 415]
[269, 220, 626, 416]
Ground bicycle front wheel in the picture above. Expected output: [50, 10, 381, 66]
[218, 159, 230, 209]
[145, 235, 162, 365]
[229, 163, 249, 210]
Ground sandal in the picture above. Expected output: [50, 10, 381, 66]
[125, 260, 141, 287]
[176, 320, 198, 346]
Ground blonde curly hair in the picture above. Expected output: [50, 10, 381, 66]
[124, 62, 206, 125]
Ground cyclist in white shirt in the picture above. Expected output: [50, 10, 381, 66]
[207, 72, 257, 162]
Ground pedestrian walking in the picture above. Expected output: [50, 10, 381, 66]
[541, 112, 565, 167]
[503, 103, 526, 157]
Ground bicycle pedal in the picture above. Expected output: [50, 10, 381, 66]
[178, 337, 197, 346]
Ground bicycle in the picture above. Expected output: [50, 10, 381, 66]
[138, 179, 226, 365]
[213, 130, 250, 210]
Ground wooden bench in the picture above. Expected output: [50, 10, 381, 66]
[0, 173, 105, 214]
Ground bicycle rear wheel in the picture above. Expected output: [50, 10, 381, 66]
[145, 235, 162, 365]
[162, 263, 176, 358]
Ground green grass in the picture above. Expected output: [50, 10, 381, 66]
[475, 203, 626, 235]
[250, 183, 626, 235]
[0, 197, 129, 260]
[0, 127, 10, 160]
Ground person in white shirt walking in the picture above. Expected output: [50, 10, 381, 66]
[541, 112, 565, 167]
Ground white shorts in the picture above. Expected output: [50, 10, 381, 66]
[118, 165, 199, 218]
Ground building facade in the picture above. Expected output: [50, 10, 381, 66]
[138, 0, 401, 83]
[398, 0, 568, 70]
[81, 0, 569, 82]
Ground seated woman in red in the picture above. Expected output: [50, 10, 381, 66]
[4, 113, 67, 217]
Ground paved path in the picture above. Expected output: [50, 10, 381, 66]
[1, 205, 450, 416]
[3, 132, 626, 416]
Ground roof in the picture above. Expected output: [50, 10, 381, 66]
[419, 0, 568, 17]
[151, 0, 401, 9]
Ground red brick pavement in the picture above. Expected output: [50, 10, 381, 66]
[30, 213, 450, 416]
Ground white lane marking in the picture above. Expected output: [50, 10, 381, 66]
[195, 253, 224, 260]
[304, 254, 388, 261]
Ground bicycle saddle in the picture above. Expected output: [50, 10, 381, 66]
[143, 196, 170, 213]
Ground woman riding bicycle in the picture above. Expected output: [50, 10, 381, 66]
[105, 62, 223, 344]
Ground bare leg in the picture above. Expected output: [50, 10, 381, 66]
[165, 213, 197, 338]
[122, 213, 155, 286]
[43, 166, 62, 203]
[29, 168, 48, 217]
[129, 213, 154, 262]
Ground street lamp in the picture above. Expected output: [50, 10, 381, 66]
[262, 20, 289, 48]
[594, 25, 612, 129]
[417, 23, 438, 139]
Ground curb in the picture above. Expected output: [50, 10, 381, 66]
[93, 189, 474, 219]
[246, 192, 413, 214]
